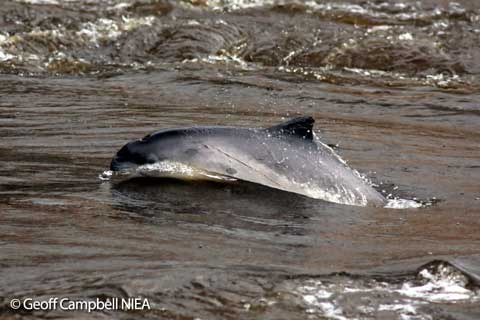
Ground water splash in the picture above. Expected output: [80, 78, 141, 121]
[98, 170, 113, 181]
[77, 16, 156, 45]
[385, 198, 423, 209]
[292, 181, 368, 207]
[399, 264, 476, 302]
[99, 161, 237, 183]
[290, 262, 478, 320]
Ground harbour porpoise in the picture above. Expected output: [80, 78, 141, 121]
[110, 117, 386, 206]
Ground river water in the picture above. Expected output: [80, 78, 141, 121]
[1, 0, 479, 319]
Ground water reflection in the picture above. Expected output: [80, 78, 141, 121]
[111, 178, 318, 237]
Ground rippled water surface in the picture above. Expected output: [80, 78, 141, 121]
[1, 0, 480, 319]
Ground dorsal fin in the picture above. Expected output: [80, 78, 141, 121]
[266, 116, 315, 140]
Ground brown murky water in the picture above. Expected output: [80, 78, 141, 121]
[1, 0, 480, 319]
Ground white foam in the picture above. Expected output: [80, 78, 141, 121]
[385, 198, 423, 209]
[398, 32, 414, 41]
[16, 0, 63, 4]
[0, 48, 14, 62]
[399, 267, 476, 302]
[98, 170, 113, 181]
[317, 302, 347, 320]
[205, 0, 275, 11]
[293, 263, 477, 319]
[77, 16, 155, 45]
[299, 280, 333, 299]
[305, 1, 368, 15]
[0, 33, 15, 62]
[378, 304, 416, 313]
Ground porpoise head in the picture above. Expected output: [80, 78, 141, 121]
[110, 140, 149, 172]
[110, 130, 183, 172]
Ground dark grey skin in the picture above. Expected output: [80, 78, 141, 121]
[110, 117, 386, 206]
